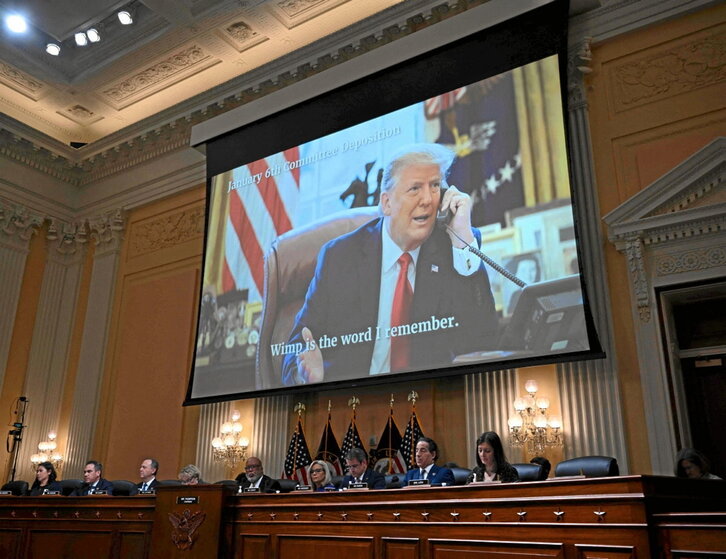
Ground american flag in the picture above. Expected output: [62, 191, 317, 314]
[400, 411, 425, 469]
[340, 418, 364, 460]
[424, 87, 466, 119]
[315, 412, 343, 476]
[373, 409, 406, 474]
[282, 417, 312, 484]
[223, 147, 300, 299]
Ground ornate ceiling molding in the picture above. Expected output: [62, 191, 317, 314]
[100, 45, 222, 110]
[0, 0, 476, 186]
[610, 27, 726, 112]
[0, 198, 44, 243]
[128, 205, 206, 258]
[0, 61, 46, 101]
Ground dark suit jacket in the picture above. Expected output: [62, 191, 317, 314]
[71, 477, 114, 496]
[282, 218, 497, 384]
[403, 464, 455, 486]
[136, 478, 160, 490]
[28, 480, 62, 496]
[234, 473, 281, 493]
[341, 468, 386, 490]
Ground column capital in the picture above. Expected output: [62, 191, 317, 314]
[0, 198, 43, 248]
[88, 209, 126, 255]
[567, 37, 593, 111]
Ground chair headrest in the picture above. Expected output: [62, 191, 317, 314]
[554, 456, 619, 478]
[512, 463, 544, 481]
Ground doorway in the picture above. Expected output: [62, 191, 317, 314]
[660, 281, 726, 478]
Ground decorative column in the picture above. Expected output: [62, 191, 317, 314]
[556, 39, 628, 466]
[16, 220, 88, 480]
[464, 370, 517, 465]
[251, 395, 292, 477]
[64, 210, 125, 477]
[0, 200, 42, 394]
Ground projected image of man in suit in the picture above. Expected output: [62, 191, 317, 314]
[282, 143, 498, 385]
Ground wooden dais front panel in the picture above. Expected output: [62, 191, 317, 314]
[0, 494, 155, 559]
[227, 476, 726, 559]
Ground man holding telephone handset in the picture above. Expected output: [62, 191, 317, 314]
[282, 143, 497, 385]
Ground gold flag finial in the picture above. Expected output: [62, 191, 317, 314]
[407, 391, 418, 406]
[294, 402, 306, 416]
[348, 396, 360, 410]
[327, 400, 331, 413]
[389, 394, 395, 408]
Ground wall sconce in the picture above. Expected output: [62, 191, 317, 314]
[211, 410, 249, 470]
[30, 431, 64, 471]
[508, 380, 563, 454]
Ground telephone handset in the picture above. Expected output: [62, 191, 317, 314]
[436, 183, 451, 228]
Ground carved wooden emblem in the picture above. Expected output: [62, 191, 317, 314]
[168, 509, 206, 550]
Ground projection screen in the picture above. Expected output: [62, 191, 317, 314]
[186, 0, 603, 404]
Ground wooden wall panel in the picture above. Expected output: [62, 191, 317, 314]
[28, 530, 114, 558]
[585, 1, 726, 474]
[429, 538, 563, 559]
[381, 537, 420, 559]
[0, 529, 22, 559]
[95, 185, 205, 480]
[574, 544, 636, 559]
[118, 531, 149, 559]
[277, 535, 375, 559]
[237, 534, 271, 559]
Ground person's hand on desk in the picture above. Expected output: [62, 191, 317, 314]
[295, 327, 324, 384]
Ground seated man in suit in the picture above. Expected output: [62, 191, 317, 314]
[235, 457, 281, 493]
[341, 447, 386, 489]
[282, 143, 498, 385]
[403, 437, 455, 486]
[137, 458, 159, 491]
[71, 460, 114, 495]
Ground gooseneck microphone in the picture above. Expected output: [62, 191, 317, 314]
[446, 226, 527, 288]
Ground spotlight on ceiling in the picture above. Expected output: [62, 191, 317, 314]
[5, 14, 28, 33]
[46, 43, 61, 56]
[75, 32, 87, 46]
[87, 28, 100, 42]
[117, 11, 133, 25]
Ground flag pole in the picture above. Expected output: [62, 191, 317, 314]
[407, 390, 418, 468]
[293, 402, 305, 477]
[388, 394, 395, 474]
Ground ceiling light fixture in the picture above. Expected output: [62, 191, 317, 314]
[86, 28, 100, 42]
[46, 43, 61, 56]
[117, 11, 133, 25]
[75, 32, 88, 46]
[5, 14, 28, 33]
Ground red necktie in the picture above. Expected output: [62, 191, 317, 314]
[391, 253, 413, 370]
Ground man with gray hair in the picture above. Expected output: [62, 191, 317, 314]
[137, 458, 159, 491]
[282, 143, 497, 385]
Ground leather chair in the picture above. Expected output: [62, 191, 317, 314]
[111, 480, 138, 496]
[275, 479, 299, 493]
[256, 206, 380, 389]
[450, 467, 472, 486]
[512, 463, 544, 481]
[214, 479, 238, 488]
[555, 456, 619, 478]
[59, 479, 83, 496]
[385, 474, 401, 489]
[2, 480, 29, 496]
[158, 479, 182, 486]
